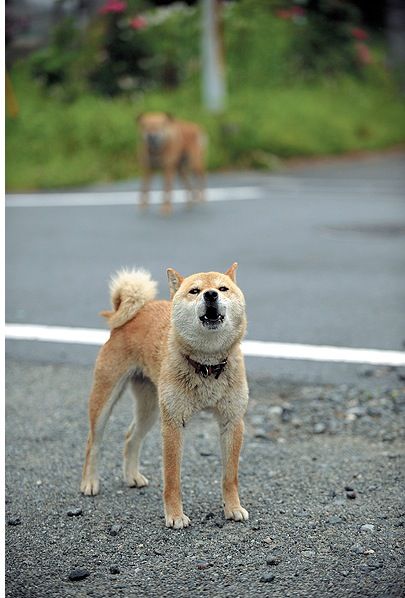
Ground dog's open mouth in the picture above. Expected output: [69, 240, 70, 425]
[199, 306, 225, 327]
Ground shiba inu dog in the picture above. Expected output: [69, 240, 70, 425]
[81, 264, 249, 528]
[137, 112, 206, 215]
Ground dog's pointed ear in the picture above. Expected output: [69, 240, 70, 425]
[167, 268, 184, 298]
[225, 262, 238, 282]
[165, 112, 174, 121]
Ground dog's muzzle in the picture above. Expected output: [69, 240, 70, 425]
[199, 290, 225, 327]
[147, 133, 164, 152]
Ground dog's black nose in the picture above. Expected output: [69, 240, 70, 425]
[204, 290, 218, 303]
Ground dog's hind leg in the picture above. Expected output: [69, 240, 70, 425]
[123, 376, 159, 488]
[178, 161, 193, 207]
[81, 348, 132, 496]
[189, 152, 206, 203]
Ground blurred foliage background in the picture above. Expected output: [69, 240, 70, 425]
[5, 0, 405, 190]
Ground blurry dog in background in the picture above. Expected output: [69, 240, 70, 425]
[137, 112, 206, 215]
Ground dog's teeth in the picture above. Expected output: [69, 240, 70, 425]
[200, 313, 224, 324]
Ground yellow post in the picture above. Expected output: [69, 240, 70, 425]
[6, 72, 19, 118]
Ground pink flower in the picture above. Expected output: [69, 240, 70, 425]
[99, 0, 127, 15]
[351, 27, 368, 41]
[290, 6, 305, 17]
[129, 16, 147, 30]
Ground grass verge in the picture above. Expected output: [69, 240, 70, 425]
[6, 69, 405, 191]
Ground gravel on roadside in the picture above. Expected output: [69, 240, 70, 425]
[5, 359, 405, 597]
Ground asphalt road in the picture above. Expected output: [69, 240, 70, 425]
[5, 360, 405, 597]
[5, 151, 405, 385]
[5, 152, 405, 597]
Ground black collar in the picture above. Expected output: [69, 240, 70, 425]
[185, 355, 228, 379]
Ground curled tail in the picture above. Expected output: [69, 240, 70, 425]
[100, 268, 157, 330]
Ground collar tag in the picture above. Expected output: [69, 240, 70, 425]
[200, 364, 209, 378]
[185, 356, 227, 380]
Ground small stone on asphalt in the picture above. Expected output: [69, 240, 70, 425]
[109, 524, 122, 536]
[260, 574, 275, 582]
[350, 544, 365, 555]
[267, 556, 281, 566]
[67, 508, 83, 517]
[254, 429, 268, 440]
[327, 516, 344, 525]
[313, 423, 326, 434]
[7, 517, 21, 526]
[68, 568, 90, 582]
[360, 524, 375, 532]
[367, 561, 382, 570]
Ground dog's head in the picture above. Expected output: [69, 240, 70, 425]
[167, 263, 246, 354]
[136, 112, 174, 152]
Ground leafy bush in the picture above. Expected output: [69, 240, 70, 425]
[29, 17, 81, 88]
[26, 0, 379, 98]
[89, 2, 200, 95]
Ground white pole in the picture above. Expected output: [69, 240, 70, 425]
[201, 0, 226, 112]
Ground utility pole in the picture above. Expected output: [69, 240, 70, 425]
[386, 0, 405, 92]
[201, 0, 226, 112]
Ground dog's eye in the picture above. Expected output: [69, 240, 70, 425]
[189, 288, 200, 295]
[218, 286, 229, 292]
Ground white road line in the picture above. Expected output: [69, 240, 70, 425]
[6, 179, 403, 208]
[6, 324, 108, 345]
[5, 187, 262, 208]
[242, 340, 405, 366]
[5, 323, 405, 366]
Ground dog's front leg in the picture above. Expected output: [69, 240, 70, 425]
[161, 412, 190, 528]
[140, 167, 151, 209]
[219, 418, 249, 522]
[161, 165, 174, 215]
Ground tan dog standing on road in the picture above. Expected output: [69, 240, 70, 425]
[81, 263, 249, 528]
[137, 112, 206, 215]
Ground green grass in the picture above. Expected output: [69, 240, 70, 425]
[6, 69, 405, 191]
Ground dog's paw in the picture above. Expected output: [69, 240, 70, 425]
[80, 478, 100, 496]
[165, 513, 191, 529]
[224, 506, 249, 522]
[125, 471, 149, 488]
